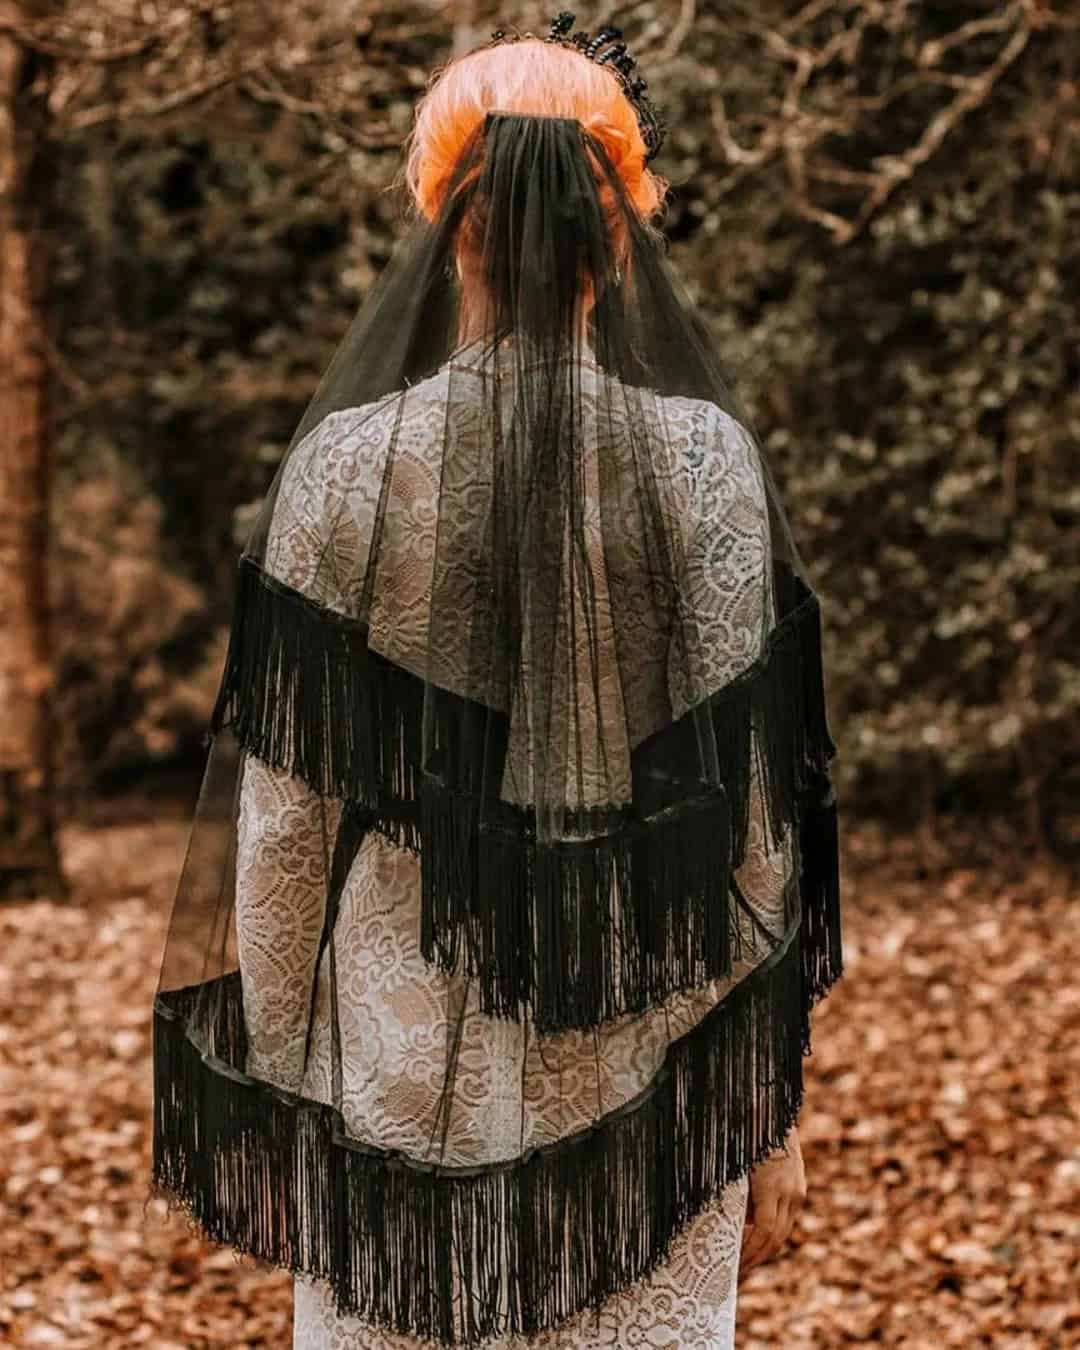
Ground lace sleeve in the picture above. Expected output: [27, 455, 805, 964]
[668, 401, 773, 718]
[672, 402, 791, 948]
[233, 414, 352, 1092]
[235, 756, 341, 1092]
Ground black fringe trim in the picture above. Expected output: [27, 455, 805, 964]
[419, 783, 735, 1031]
[152, 907, 830, 1347]
[212, 557, 426, 850]
[797, 774, 844, 1002]
[212, 556, 839, 1031]
[686, 565, 838, 869]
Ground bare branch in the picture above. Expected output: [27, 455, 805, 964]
[236, 74, 401, 152]
[835, 15, 1033, 242]
[704, 0, 1052, 246]
[655, 0, 697, 64]
[780, 0, 852, 39]
[68, 61, 263, 131]
[712, 95, 777, 168]
[918, 8, 1025, 68]
[0, 22, 158, 62]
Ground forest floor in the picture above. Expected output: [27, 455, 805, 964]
[0, 808, 1077, 1349]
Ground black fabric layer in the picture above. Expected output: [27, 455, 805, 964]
[152, 109, 847, 1338]
[151, 898, 836, 1346]
[798, 774, 843, 1003]
[210, 554, 838, 1031]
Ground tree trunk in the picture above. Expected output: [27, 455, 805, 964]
[0, 9, 62, 897]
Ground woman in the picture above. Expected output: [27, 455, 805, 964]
[151, 16, 842, 1349]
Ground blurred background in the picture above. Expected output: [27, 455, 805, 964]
[1, 1, 1077, 1346]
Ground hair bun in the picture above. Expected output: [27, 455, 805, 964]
[581, 110, 630, 161]
[580, 110, 660, 218]
[406, 38, 666, 223]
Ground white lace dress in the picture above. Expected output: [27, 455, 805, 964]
[232, 359, 791, 1349]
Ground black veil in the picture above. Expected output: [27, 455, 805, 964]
[152, 112, 841, 1344]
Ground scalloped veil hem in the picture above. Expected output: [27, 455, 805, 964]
[151, 904, 840, 1347]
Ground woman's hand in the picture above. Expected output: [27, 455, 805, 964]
[738, 1126, 807, 1280]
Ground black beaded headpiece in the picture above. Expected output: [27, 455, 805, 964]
[489, 11, 665, 162]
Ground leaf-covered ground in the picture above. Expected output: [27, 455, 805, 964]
[1, 817, 1077, 1348]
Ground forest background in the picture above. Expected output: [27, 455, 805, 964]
[2, 0, 1078, 860]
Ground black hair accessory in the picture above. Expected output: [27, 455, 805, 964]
[489, 10, 666, 162]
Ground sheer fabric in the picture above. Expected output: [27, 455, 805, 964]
[293, 1178, 748, 1348]
[151, 111, 841, 1348]
[243, 382, 786, 1346]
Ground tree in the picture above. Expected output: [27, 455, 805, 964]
[0, 1, 62, 897]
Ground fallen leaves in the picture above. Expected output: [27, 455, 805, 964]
[0, 817, 1076, 1346]
[738, 836, 1080, 1348]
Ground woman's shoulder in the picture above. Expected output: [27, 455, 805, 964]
[292, 365, 458, 464]
[653, 390, 755, 453]
[290, 389, 407, 464]
[647, 391, 763, 507]
[650, 391, 761, 469]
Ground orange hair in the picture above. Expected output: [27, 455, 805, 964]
[404, 38, 666, 225]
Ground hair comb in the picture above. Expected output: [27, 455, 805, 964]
[488, 11, 665, 162]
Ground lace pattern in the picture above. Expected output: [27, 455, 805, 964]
[292, 1174, 748, 1348]
[262, 365, 774, 807]
[232, 372, 789, 1345]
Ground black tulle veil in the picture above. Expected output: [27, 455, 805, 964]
[151, 109, 841, 1344]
